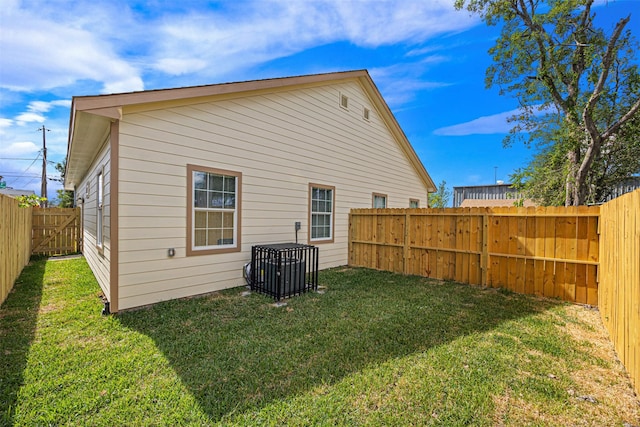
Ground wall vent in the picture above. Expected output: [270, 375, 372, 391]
[363, 107, 370, 121]
[340, 93, 349, 109]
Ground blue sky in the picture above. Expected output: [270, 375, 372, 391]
[1, 0, 638, 204]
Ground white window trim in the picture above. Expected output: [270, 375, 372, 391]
[309, 183, 335, 244]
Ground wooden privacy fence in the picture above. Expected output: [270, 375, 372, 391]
[0, 194, 32, 306]
[349, 206, 600, 305]
[32, 207, 81, 256]
[598, 189, 639, 396]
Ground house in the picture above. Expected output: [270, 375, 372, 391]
[453, 183, 536, 208]
[0, 188, 36, 198]
[64, 70, 436, 312]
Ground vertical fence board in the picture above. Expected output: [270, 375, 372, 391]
[31, 207, 81, 256]
[0, 195, 32, 306]
[348, 205, 600, 305]
[599, 189, 640, 396]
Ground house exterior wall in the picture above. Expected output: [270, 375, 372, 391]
[115, 80, 429, 310]
[77, 142, 111, 301]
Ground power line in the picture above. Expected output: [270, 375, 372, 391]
[6, 152, 42, 186]
[23, 176, 40, 187]
[0, 173, 41, 177]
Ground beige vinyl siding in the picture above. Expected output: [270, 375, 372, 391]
[116, 80, 427, 309]
[78, 142, 111, 300]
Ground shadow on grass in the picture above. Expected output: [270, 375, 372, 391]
[119, 267, 560, 423]
[0, 257, 46, 425]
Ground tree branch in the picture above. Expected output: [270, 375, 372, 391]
[583, 15, 630, 126]
[602, 98, 640, 140]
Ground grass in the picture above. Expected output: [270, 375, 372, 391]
[1, 257, 638, 426]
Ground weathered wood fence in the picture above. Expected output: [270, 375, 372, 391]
[349, 206, 600, 305]
[31, 207, 82, 256]
[599, 189, 639, 397]
[0, 194, 32, 306]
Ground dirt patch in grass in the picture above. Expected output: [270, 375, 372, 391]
[559, 304, 640, 425]
[38, 303, 59, 314]
[491, 303, 640, 426]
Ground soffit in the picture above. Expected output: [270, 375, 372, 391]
[64, 110, 111, 190]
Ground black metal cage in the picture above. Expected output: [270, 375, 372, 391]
[250, 243, 318, 300]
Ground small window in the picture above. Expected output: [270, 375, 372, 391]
[187, 165, 242, 256]
[410, 199, 420, 208]
[363, 107, 370, 121]
[373, 193, 387, 208]
[309, 183, 335, 243]
[340, 93, 349, 109]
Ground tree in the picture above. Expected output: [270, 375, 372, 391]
[54, 158, 74, 208]
[428, 180, 452, 208]
[456, 0, 640, 205]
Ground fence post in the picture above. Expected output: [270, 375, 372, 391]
[403, 211, 410, 275]
[481, 213, 489, 286]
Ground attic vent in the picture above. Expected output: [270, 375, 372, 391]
[340, 93, 349, 109]
[363, 107, 370, 121]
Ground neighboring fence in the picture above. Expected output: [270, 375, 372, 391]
[599, 189, 639, 396]
[349, 206, 600, 305]
[0, 194, 32, 306]
[32, 207, 81, 256]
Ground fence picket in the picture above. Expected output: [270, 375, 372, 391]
[31, 208, 81, 256]
[348, 205, 600, 304]
[0, 195, 32, 306]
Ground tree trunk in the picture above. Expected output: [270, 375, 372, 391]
[565, 148, 578, 206]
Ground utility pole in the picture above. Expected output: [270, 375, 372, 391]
[38, 125, 50, 207]
[494, 166, 498, 184]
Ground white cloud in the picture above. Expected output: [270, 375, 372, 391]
[328, 0, 477, 46]
[25, 100, 71, 113]
[1, 0, 479, 96]
[433, 108, 521, 136]
[150, 0, 478, 80]
[370, 62, 452, 107]
[0, 2, 143, 94]
[0, 118, 13, 133]
[15, 112, 45, 125]
[0, 141, 40, 156]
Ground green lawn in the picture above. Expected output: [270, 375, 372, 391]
[1, 257, 638, 426]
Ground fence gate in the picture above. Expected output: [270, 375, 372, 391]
[32, 207, 82, 256]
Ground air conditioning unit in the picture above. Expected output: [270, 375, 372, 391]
[250, 243, 318, 300]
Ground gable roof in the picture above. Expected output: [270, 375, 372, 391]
[65, 70, 435, 192]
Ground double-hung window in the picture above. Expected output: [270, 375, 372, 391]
[188, 165, 241, 256]
[309, 184, 334, 243]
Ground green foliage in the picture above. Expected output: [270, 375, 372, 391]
[428, 180, 452, 208]
[54, 158, 74, 207]
[16, 194, 46, 208]
[456, 0, 640, 205]
[54, 189, 74, 207]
